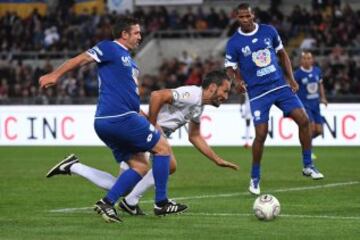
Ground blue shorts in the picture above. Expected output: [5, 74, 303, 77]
[94, 113, 161, 163]
[304, 105, 323, 124]
[250, 86, 304, 126]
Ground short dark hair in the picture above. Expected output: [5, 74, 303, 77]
[112, 16, 140, 39]
[301, 50, 313, 56]
[201, 70, 230, 89]
[237, 3, 251, 11]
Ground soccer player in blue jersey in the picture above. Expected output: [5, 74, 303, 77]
[294, 51, 328, 159]
[39, 16, 187, 223]
[224, 4, 324, 195]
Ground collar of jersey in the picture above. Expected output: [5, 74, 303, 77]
[237, 23, 259, 36]
[113, 40, 129, 51]
[300, 66, 313, 73]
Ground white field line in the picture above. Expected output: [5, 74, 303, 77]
[185, 213, 360, 221]
[49, 181, 359, 213]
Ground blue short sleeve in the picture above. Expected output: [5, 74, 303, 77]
[224, 39, 239, 69]
[86, 41, 114, 63]
[269, 26, 283, 52]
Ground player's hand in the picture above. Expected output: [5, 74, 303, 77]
[289, 80, 299, 93]
[235, 81, 247, 94]
[39, 73, 59, 89]
[321, 98, 328, 107]
[215, 159, 239, 170]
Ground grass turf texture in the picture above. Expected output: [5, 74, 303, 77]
[0, 146, 359, 240]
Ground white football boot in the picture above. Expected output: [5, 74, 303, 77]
[302, 165, 324, 180]
[249, 178, 260, 195]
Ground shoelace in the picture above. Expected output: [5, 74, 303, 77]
[105, 208, 116, 216]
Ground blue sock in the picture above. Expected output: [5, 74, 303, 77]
[303, 149, 312, 167]
[152, 155, 170, 205]
[251, 163, 260, 179]
[105, 168, 142, 204]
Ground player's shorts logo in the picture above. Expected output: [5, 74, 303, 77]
[252, 49, 271, 67]
[253, 110, 261, 121]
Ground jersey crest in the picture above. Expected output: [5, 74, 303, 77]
[252, 49, 271, 67]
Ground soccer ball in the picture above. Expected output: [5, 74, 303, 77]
[253, 194, 281, 221]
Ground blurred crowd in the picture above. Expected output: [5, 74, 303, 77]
[1, 1, 360, 104]
[0, 4, 230, 52]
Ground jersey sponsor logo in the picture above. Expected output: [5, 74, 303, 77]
[264, 38, 272, 48]
[256, 64, 276, 77]
[252, 49, 271, 67]
[242, 46, 251, 57]
[121, 56, 132, 67]
[181, 92, 190, 99]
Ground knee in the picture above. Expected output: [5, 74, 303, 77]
[255, 133, 267, 143]
[132, 163, 149, 176]
[299, 117, 310, 128]
[152, 137, 170, 156]
[314, 128, 323, 137]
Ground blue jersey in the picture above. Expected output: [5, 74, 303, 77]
[225, 23, 287, 100]
[87, 40, 140, 118]
[294, 66, 322, 108]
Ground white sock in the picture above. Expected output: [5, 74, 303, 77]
[70, 163, 116, 190]
[125, 169, 154, 206]
[120, 161, 130, 171]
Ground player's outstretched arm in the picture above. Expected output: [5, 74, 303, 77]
[39, 53, 94, 89]
[148, 89, 173, 126]
[277, 49, 299, 92]
[188, 121, 239, 170]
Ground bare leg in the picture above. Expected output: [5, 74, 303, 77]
[249, 123, 268, 195]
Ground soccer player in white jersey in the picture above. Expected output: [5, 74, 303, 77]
[225, 3, 324, 195]
[240, 92, 252, 148]
[46, 70, 239, 215]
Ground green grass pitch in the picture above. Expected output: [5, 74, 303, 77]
[0, 146, 359, 240]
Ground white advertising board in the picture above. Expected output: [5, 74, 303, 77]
[0, 104, 359, 146]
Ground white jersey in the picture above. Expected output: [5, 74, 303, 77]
[157, 86, 204, 134]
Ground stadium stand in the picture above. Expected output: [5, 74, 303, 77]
[0, 0, 359, 104]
